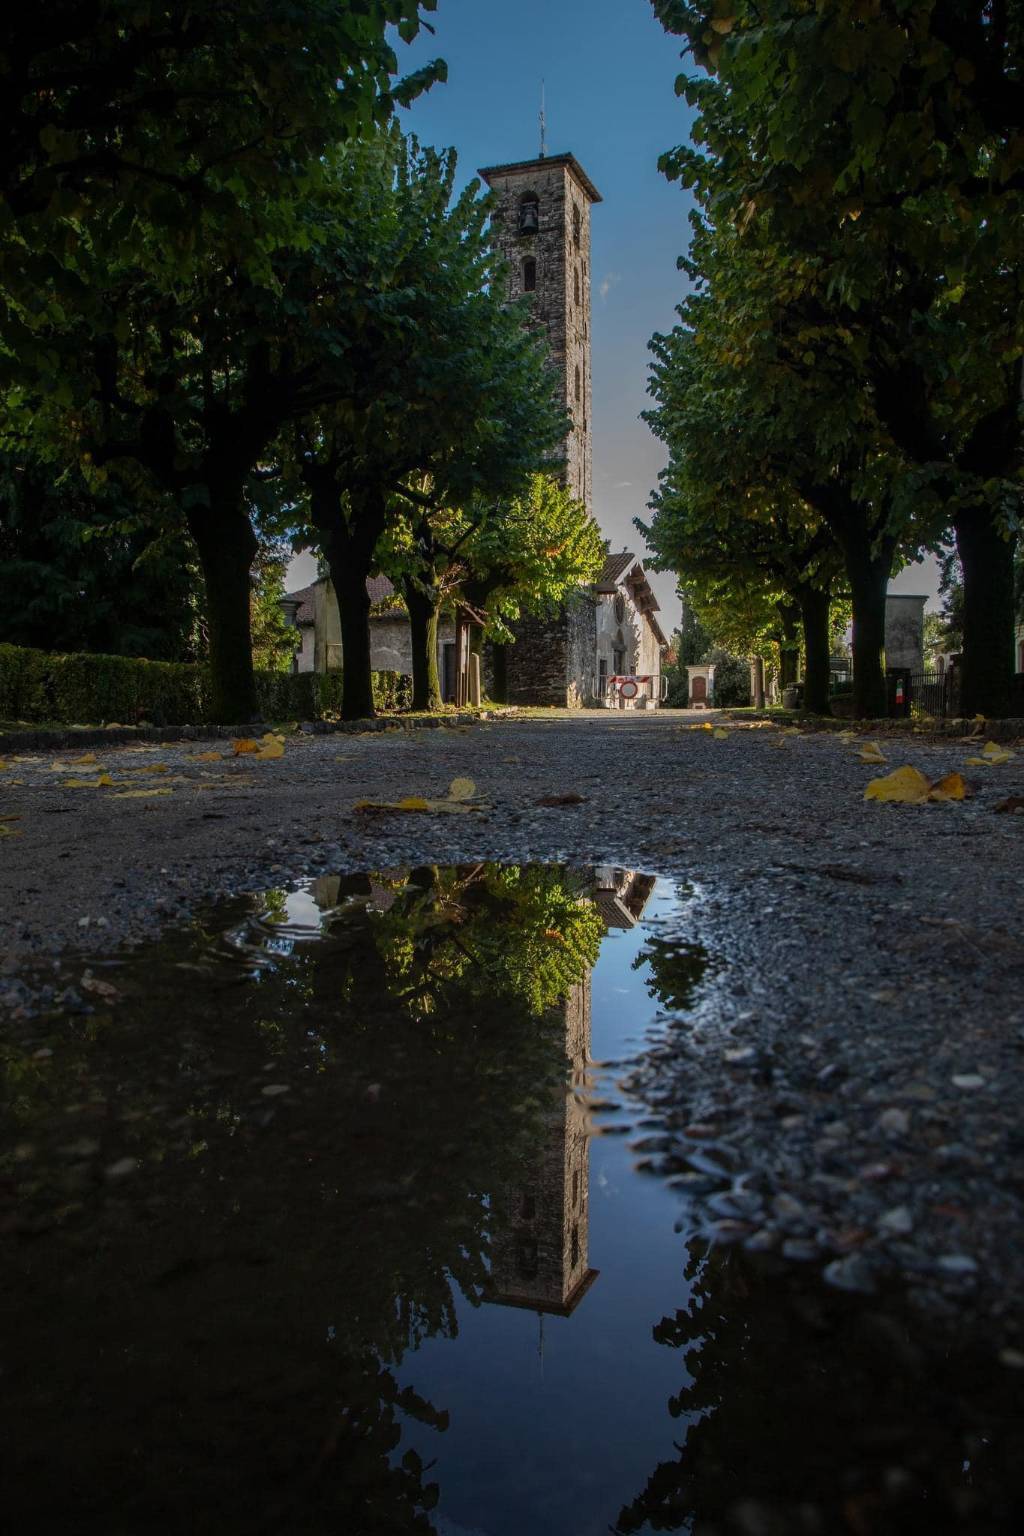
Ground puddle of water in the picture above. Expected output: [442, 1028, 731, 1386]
[1, 864, 1021, 1535]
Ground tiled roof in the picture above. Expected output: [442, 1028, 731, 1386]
[596, 551, 636, 589]
[283, 582, 317, 625]
[284, 574, 402, 625]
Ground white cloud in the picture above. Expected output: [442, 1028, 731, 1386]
[598, 271, 621, 303]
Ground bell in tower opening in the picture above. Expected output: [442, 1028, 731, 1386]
[518, 193, 539, 234]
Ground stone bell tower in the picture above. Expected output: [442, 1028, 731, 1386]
[478, 153, 601, 515]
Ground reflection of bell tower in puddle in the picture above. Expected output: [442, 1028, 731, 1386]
[488, 869, 656, 1318]
[488, 970, 598, 1316]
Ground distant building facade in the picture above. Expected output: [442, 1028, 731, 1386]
[284, 552, 667, 707]
[884, 594, 927, 671]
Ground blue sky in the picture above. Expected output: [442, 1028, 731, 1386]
[290, 0, 938, 619]
[394, 0, 694, 630]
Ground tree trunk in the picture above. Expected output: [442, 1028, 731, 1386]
[845, 555, 889, 718]
[187, 502, 258, 724]
[955, 506, 1017, 717]
[404, 578, 442, 711]
[326, 548, 375, 720]
[799, 585, 832, 716]
[491, 642, 509, 704]
[778, 602, 800, 687]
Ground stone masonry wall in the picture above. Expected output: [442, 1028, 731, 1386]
[482, 157, 595, 516]
[566, 591, 598, 705]
[504, 608, 570, 706]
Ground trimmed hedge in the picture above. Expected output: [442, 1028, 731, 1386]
[0, 643, 410, 725]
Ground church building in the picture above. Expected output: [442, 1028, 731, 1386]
[284, 148, 667, 708]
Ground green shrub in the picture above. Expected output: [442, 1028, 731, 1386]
[0, 642, 411, 725]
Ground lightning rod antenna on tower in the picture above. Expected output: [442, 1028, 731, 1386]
[539, 80, 547, 159]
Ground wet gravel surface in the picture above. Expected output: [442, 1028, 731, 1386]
[2, 710, 1023, 1347]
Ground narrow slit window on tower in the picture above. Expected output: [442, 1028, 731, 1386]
[572, 203, 581, 246]
[574, 364, 581, 403]
[523, 256, 537, 292]
[574, 267, 580, 305]
[518, 192, 539, 234]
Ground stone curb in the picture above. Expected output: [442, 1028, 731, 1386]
[728, 711, 1024, 741]
[0, 709, 520, 753]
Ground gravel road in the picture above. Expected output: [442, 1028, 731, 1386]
[2, 709, 1023, 1345]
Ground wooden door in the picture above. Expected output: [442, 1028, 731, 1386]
[690, 675, 707, 704]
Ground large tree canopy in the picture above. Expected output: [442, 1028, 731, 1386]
[651, 0, 1022, 714]
[295, 135, 568, 718]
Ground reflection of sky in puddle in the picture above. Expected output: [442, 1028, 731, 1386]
[393, 877, 698, 1536]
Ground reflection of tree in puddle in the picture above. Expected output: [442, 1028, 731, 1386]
[614, 1240, 1024, 1536]
[0, 864, 607, 1534]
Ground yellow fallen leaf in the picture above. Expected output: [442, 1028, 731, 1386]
[857, 742, 887, 764]
[0, 760, 9, 770]
[77, 754, 98, 765]
[111, 788, 174, 799]
[232, 738, 260, 755]
[254, 738, 285, 760]
[354, 787, 485, 816]
[63, 774, 114, 788]
[191, 751, 223, 762]
[0, 824, 21, 838]
[448, 776, 476, 801]
[712, 727, 730, 740]
[965, 741, 1014, 765]
[928, 771, 969, 802]
[838, 731, 856, 742]
[864, 765, 931, 804]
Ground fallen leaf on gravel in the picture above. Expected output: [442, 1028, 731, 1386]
[81, 972, 120, 1001]
[857, 742, 887, 764]
[191, 751, 223, 762]
[63, 774, 114, 789]
[0, 824, 21, 838]
[712, 726, 730, 739]
[838, 731, 856, 743]
[995, 796, 1024, 815]
[536, 792, 587, 807]
[965, 740, 1015, 766]
[354, 777, 485, 816]
[928, 771, 970, 801]
[232, 738, 260, 755]
[111, 787, 173, 799]
[124, 762, 170, 774]
[864, 766, 972, 805]
[253, 732, 286, 760]
[0, 760, 9, 770]
[864, 766, 931, 803]
[964, 713, 985, 738]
